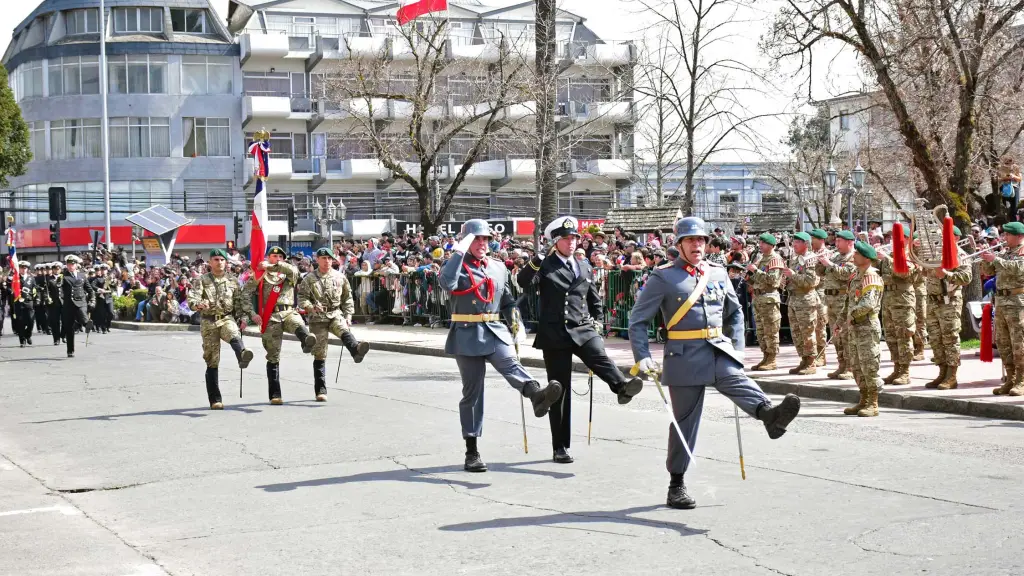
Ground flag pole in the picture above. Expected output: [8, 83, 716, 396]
[100, 0, 112, 250]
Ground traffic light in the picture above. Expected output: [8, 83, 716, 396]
[287, 205, 296, 234]
[233, 214, 242, 238]
[226, 240, 235, 251]
[49, 223, 58, 243]
[48, 186, 66, 221]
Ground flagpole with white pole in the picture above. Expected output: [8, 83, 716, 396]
[100, 0, 112, 250]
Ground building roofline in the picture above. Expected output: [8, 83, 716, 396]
[811, 89, 879, 106]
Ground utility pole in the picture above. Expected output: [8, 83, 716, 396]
[535, 0, 558, 245]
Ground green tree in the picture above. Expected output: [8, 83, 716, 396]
[0, 66, 30, 187]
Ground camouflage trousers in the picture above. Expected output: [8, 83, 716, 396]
[995, 304, 1024, 373]
[881, 302, 916, 367]
[753, 298, 780, 356]
[815, 300, 828, 356]
[925, 294, 963, 366]
[825, 295, 848, 367]
[201, 317, 242, 368]
[261, 309, 306, 364]
[914, 289, 928, 351]
[788, 302, 819, 358]
[310, 317, 351, 361]
[845, 319, 881, 389]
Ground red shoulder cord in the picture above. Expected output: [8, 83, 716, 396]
[451, 258, 494, 303]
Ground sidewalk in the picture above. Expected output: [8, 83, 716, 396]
[111, 320, 1022, 421]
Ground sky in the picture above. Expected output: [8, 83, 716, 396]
[0, 0, 863, 163]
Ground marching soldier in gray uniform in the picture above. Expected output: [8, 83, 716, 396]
[628, 217, 801, 509]
[439, 219, 563, 473]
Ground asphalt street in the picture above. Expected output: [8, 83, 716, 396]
[1, 321, 1023, 576]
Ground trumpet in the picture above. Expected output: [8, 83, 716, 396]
[960, 241, 1006, 262]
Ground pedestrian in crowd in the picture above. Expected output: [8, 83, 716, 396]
[782, 232, 820, 375]
[841, 241, 884, 417]
[925, 226, 972, 390]
[439, 219, 562, 472]
[746, 233, 785, 371]
[981, 221, 1024, 395]
[877, 224, 916, 386]
[627, 217, 801, 509]
[817, 230, 857, 380]
[518, 216, 644, 463]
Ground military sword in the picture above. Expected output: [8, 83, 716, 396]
[511, 307, 528, 454]
[587, 370, 594, 445]
[734, 405, 746, 480]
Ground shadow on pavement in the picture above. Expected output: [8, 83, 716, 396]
[26, 401, 323, 424]
[256, 460, 574, 493]
[437, 504, 709, 537]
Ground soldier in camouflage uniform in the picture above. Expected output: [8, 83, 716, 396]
[817, 230, 857, 379]
[746, 233, 785, 370]
[924, 227, 972, 390]
[841, 241, 884, 417]
[242, 246, 318, 404]
[981, 222, 1024, 395]
[782, 232, 820, 375]
[809, 229, 830, 366]
[187, 249, 255, 409]
[877, 225, 917, 385]
[912, 235, 929, 360]
[298, 247, 371, 402]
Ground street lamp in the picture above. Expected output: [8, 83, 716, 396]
[823, 159, 841, 226]
[850, 160, 866, 231]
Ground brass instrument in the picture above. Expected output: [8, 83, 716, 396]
[960, 241, 1007, 262]
[908, 199, 947, 270]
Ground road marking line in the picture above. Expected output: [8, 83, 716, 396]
[0, 504, 81, 517]
[120, 564, 169, 576]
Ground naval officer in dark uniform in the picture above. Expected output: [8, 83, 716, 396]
[517, 216, 644, 464]
[628, 217, 801, 509]
[61, 255, 95, 358]
[439, 219, 562, 473]
[13, 261, 37, 347]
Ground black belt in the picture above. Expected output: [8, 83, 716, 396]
[997, 288, 1024, 297]
[203, 313, 229, 321]
[753, 290, 778, 296]
[824, 289, 847, 296]
[275, 304, 293, 311]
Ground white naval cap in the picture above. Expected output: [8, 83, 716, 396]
[544, 216, 581, 241]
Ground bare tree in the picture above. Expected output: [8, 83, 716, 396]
[762, 107, 843, 226]
[763, 0, 1024, 225]
[321, 16, 534, 233]
[632, 0, 777, 214]
[634, 29, 687, 206]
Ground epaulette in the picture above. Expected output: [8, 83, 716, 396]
[657, 262, 673, 269]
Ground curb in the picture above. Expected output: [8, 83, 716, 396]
[109, 321, 1024, 421]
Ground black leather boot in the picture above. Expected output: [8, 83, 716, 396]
[464, 437, 487, 472]
[295, 326, 317, 354]
[611, 376, 644, 405]
[521, 380, 563, 417]
[267, 362, 283, 404]
[206, 367, 223, 409]
[341, 330, 370, 363]
[229, 338, 254, 369]
[313, 359, 327, 401]
[667, 473, 696, 509]
[757, 394, 801, 439]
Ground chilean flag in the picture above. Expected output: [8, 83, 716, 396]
[248, 138, 271, 280]
[7, 235, 20, 302]
[396, 0, 447, 25]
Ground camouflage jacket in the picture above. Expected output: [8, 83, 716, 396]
[297, 268, 355, 323]
[877, 253, 916, 308]
[748, 250, 784, 303]
[924, 249, 971, 296]
[785, 252, 820, 308]
[241, 262, 300, 320]
[187, 271, 243, 321]
[843, 266, 883, 326]
[981, 244, 1024, 307]
[817, 249, 856, 295]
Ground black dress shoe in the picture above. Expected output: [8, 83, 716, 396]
[27, 337, 32, 345]
[67, 352, 74, 358]
[615, 377, 645, 405]
[667, 483, 697, 509]
[758, 394, 801, 439]
[553, 448, 574, 464]
[527, 380, 563, 417]
[464, 451, 487, 472]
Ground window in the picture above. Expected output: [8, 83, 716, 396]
[19, 61, 43, 100]
[183, 118, 230, 157]
[48, 56, 100, 96]
[182, 56, 232, 95]
[109, 117, 169, 158]
[108, 55, 166, 94]
[171, 9, 206, 33]
[29, 121, 45, 161]
[839, 110, 851, 131]
[183, 180, 233, 215]
[110, 180, 172, 219]
[50, 119, 102, 159]
[114, 7, 163, 33]
[242, 71, 290, 97]
[65, 9, 98, 35]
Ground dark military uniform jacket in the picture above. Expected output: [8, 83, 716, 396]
[516, 252, 602, 350]
[61, 269, 95, 308]
[16, 275, 37, 308]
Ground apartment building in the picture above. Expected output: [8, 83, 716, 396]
[2, 0, 243, 252]
[237, 0, 636, 230]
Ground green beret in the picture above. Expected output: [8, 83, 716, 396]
[758, 233, 777, 246]
[899, 224, 911, 238]
[209, 248, 229, 260]
[268, 246, 287, 257]
[793, 232, 811, 242]
[953, 226, 962, 237]
[854, 240, 877, 260]
[809, 228, 828, 240]
[315, 247, 333, 258]
[836, 230, 855, 241]
[1003, 222, 1024, 236]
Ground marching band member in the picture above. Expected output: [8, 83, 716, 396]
[783, 232, 821, 375]
[981, 222, 1024, 395]
[925, 227, 972, 390]
[841, 242, 884, 416]
[877, 225, 917, 386]
[746, 234, 785, 370]
[817, 230, 857, 379]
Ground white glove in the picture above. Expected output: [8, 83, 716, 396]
[637, 357, 660, 374]
[454, 234, 475, 254]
